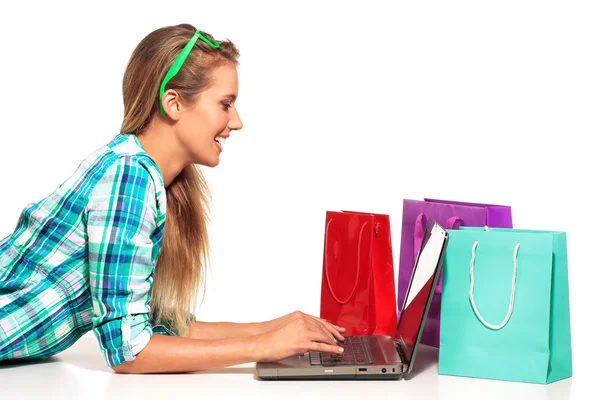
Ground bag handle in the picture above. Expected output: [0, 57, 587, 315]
[413, 213, 428, 261]
[324, 218, 368, 305]
[446, 216, 462, 230]
[414, 213, 462, 292]
[413, 214, 463, 259]
[469, 235, 521, 330]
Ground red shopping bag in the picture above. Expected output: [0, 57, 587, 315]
[319, 211, 397, 337]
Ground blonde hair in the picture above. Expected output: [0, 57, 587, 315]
[119, 23, 240, 335]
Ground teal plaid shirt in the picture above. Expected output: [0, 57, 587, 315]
[0, 133, 178, 367]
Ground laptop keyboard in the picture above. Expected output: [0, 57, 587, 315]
[309, 336, 374, 366]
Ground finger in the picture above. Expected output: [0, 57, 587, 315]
[320, 321, 345, 342]
[307, 328, 338, 346]
[309, 341, 345, 355]
[319, 317, 347, 332]
[308, 315, 346, 333]
[307, 316, 345, 342]
[305, 318, 338, 344]
[319, 323, 339, 344]
[324, 323, 345, 342]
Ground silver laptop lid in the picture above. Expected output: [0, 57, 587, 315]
[394, 218, 448, 374]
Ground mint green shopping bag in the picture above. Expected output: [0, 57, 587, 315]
[438, 227, 572, 384]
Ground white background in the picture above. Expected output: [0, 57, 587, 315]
[0, 1, 597, 398]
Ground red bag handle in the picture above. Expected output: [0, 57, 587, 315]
[324, 218, 368, 305]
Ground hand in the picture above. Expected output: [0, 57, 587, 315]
[253, 311, 347, 363]
[260, 311, 346, 342]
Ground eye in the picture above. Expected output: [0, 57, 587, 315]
[221, 102, 232, 111]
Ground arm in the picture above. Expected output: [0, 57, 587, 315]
[86, 157, 345, 373]
[112, 334, 259, 374]
[182, 320, 263, 339]
[86, 155, 162, 369]
[183, 313, 347, 341]
[113, 311, 346, 374]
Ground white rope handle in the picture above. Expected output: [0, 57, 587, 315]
[469, 239, 521, 330]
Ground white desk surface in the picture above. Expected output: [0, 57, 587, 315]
[0, 333, 576, 400]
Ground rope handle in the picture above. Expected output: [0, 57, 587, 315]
[469, 234, 521, 330]
[324, 218, 368, 305]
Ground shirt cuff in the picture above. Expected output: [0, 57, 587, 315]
[93, 313, 153, 367]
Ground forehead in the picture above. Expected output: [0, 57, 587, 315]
[205, 63, 239, 95]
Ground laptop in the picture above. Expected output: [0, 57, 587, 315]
[256, 218, 449, 380]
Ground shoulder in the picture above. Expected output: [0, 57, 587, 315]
[92, 135, 164, 198]
[107, 134, 164, 193]
[85, 157, 159, 217]
[92, 154, 156, 196]
[111, 134, 166, 212]
[82, 134, 166, 222]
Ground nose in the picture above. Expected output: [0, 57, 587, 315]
[228, 107, 243, 131]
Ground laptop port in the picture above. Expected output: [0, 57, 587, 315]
[358, 368, 367, 372]
[381, 368, 387, 373]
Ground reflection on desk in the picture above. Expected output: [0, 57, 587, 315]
[0, 333, 573, 400]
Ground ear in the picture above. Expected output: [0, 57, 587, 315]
[161, 89, 182, 120]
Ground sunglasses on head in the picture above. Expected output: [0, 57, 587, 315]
[158, 30, 220, 116]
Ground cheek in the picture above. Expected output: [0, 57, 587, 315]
[179, 111, 226, 155]
[212, 111, 229, 132]
[197, 107, 228, 137]
[178, 105, 229, 148]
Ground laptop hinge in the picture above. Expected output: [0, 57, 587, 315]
[394, 341, 409, 373]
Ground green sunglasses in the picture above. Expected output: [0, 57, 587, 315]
[158, 30, 220, 116]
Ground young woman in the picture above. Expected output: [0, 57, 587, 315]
[0, 23, 345, 374]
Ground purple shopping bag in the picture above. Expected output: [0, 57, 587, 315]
[398, 198, 513, 347]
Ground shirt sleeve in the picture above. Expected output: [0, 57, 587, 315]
[85, 155, 158, 367]
[150, 312, 197, 336]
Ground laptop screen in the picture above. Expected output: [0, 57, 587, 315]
[395, 221, 447, 367]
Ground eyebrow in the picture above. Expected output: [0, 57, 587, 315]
[223, 94, 237, 101]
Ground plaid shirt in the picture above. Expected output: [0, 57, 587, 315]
[0, 133, 177, 367]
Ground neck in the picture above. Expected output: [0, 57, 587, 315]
[135, 117, 189, 188]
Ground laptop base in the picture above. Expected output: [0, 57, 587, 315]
[258, 373, 401, 381]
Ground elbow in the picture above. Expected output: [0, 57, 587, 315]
[111, 361, 137, 374]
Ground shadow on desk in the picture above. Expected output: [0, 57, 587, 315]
[0, 357, 60, 369]
[0, 341, 438, 379]
[246, 344, 440, 381]
[193, 367, 256, 375]
[406, 344, 439, 378]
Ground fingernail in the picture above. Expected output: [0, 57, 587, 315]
[339, 347, 344, 353]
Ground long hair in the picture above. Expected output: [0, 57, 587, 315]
[119, 23, 239, 335]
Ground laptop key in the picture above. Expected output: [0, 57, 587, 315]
[309, 351, 322, 365]
[309, 336, 375, 366]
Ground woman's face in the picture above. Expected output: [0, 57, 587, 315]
[175, 63, 243, 167]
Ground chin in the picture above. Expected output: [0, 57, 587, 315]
[197, 158, 220, 168]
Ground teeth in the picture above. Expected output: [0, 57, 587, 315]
[215, 137, 226, 146]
